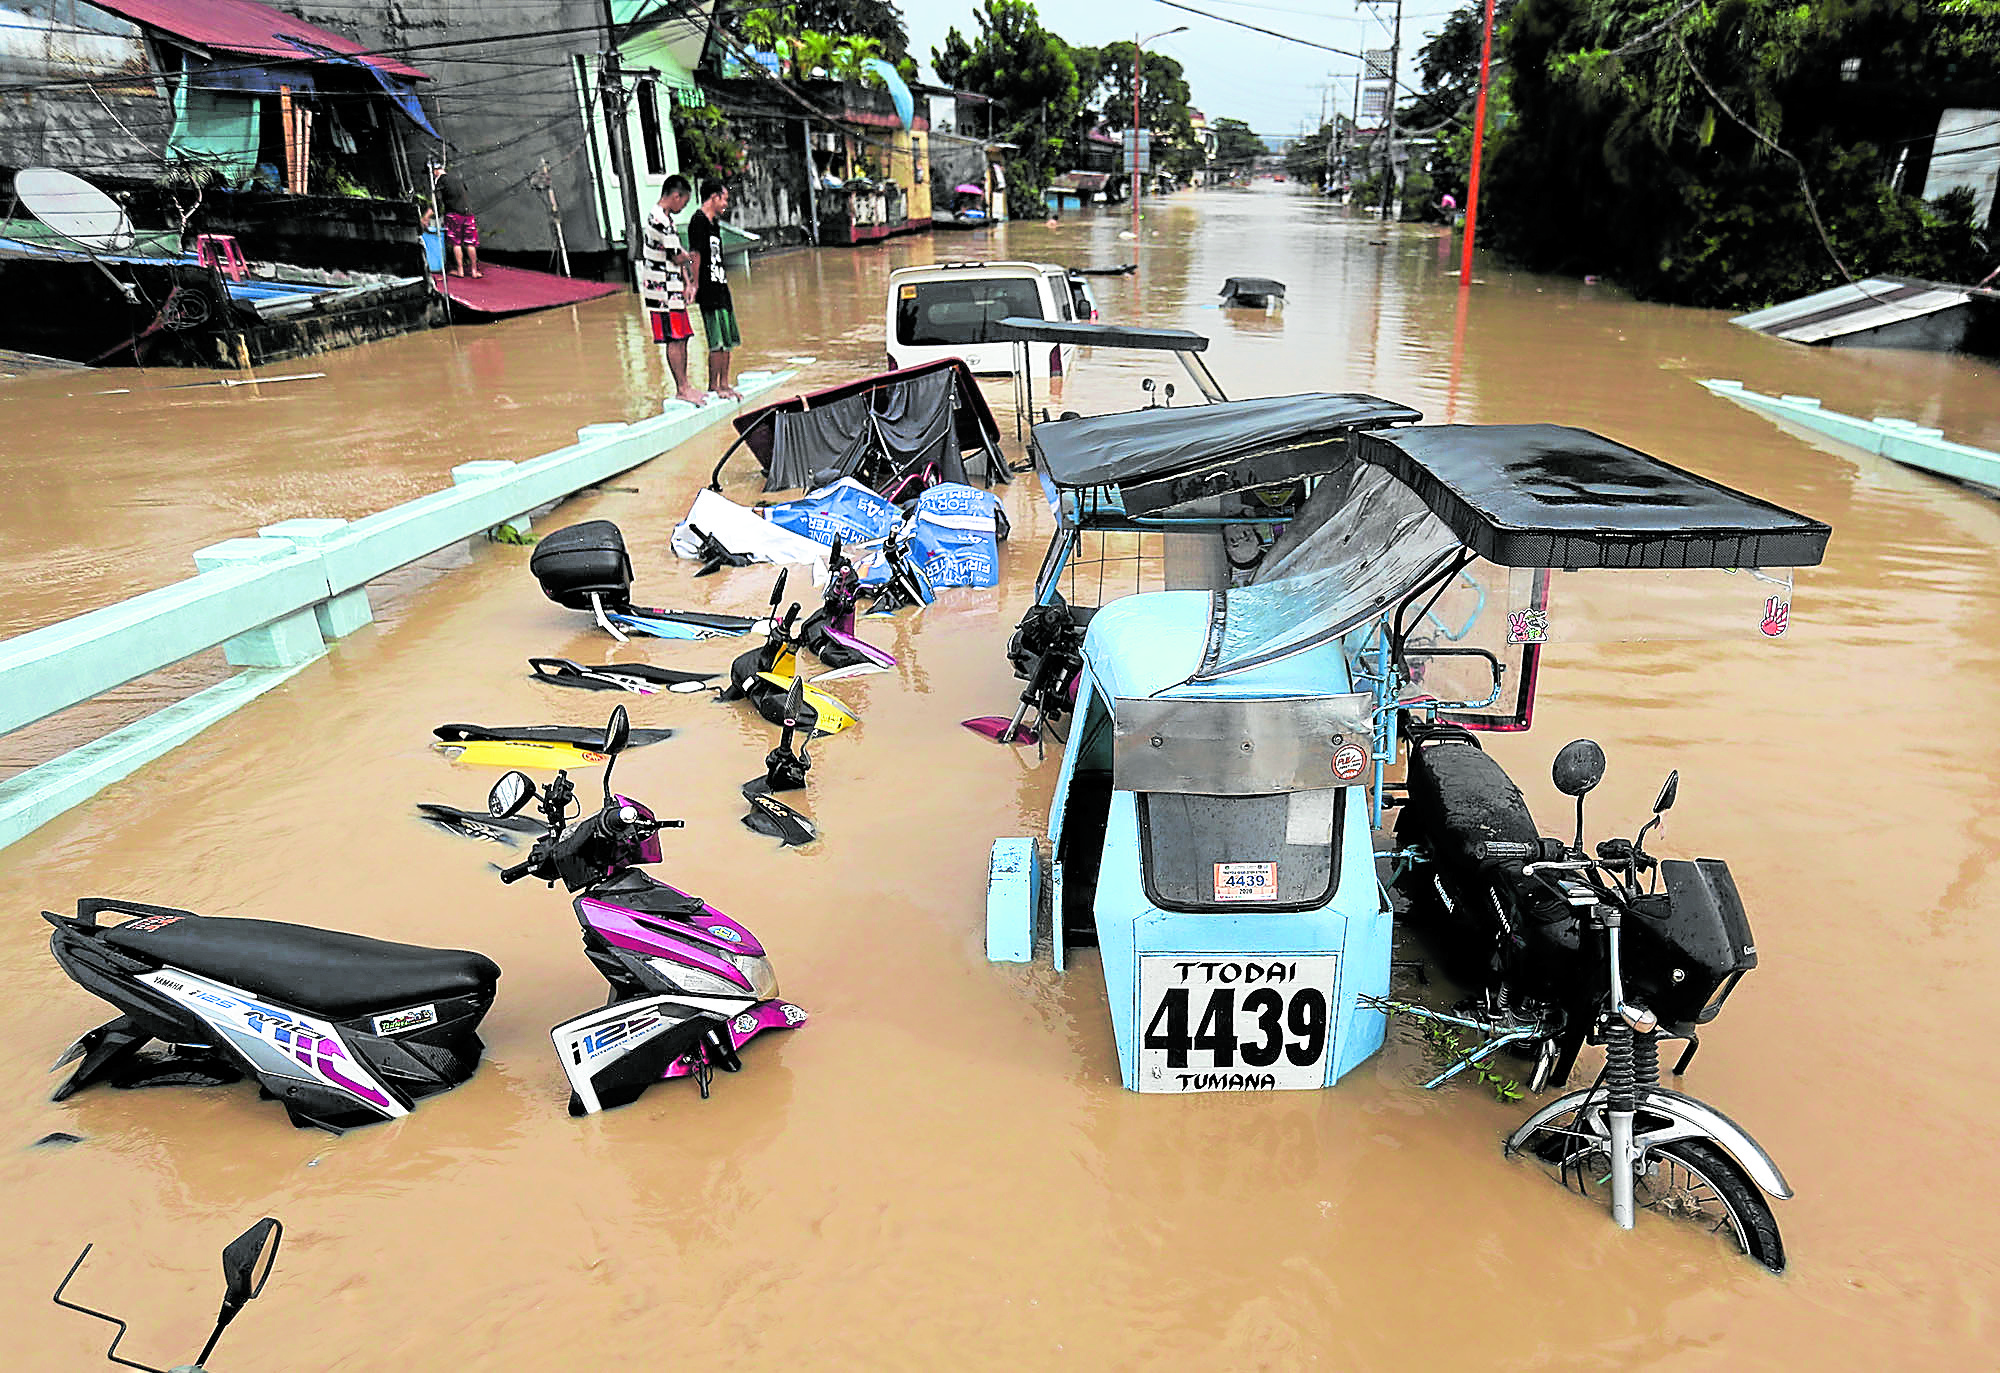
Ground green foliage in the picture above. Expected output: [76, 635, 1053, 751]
[671, 103, 746, 183]
[1484, 0, 2000, 307]
[1416, 1020, 1524, 1103]
[931, 0, 1082, 204]
[1211, 116, 1263, 173]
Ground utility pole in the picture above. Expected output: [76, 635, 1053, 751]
[599, 0, 644, 272]
[1322, 77, 1335, 192]
[1359, 0, 1403, 221]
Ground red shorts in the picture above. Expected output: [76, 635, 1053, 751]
[649, 309, 693, 343]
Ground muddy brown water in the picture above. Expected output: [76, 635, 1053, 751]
[3, 186, 1997, 1368]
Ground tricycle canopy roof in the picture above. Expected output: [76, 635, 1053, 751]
[1031, 392, 1422, 502]
[1357, 425, 1833, 570]
[991, 317, 1211, 352]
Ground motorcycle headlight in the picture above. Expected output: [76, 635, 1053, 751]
[726, 952, 780, 1000]
[647, 960, 751, 997]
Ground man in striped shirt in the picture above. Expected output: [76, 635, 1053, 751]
[641, 174, 704, 406]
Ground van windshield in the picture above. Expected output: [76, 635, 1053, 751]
[897, 277, 1046, 346]
[1138, 790, 1342, 911]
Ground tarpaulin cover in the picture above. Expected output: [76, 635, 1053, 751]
[1356, 425, 1834, 569]
[1031, 392, 1422, 491]
[90, 0, 430, 80]
[992, 316, 1210, 352]
[671, 489, 831, 574]
[857, 484, 1008, 590]
[731, 358, 1005, 492]
[763, 478, 900, 545]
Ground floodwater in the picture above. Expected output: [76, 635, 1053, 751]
[4, 185, 1999, 1368]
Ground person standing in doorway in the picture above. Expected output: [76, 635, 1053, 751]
[641, 174, 704, 406]
[686, 180, 742, 400]
[439, 170, 480, 278]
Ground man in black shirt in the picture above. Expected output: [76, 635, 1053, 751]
[686, 180, 742, 400]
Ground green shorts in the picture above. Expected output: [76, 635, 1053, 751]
[699, 306, 741, 351]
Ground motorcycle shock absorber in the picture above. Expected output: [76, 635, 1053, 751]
[1631, 1031, 1661, 1093]
[1604, 1020, 1638, 1230]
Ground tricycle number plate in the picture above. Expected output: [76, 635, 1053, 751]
[1137, 953, 1339, 1092]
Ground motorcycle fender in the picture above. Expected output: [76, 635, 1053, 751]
[1506, 1085, 1793, 1201]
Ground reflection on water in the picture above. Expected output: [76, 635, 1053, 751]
[4, 186, 1998, 1367]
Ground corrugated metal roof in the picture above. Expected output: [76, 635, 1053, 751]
[89, 0, 430, 81]
[1731, 277, 1971, 345]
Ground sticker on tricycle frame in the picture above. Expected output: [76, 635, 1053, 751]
[1137, 954, 1339, 1092]
[1213, 862, 1279, 902]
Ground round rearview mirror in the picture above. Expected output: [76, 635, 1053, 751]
[1551, 739, 1606, 797]
[1653, 769, 1680, 814]
[1163, 382, 1176, 401]
[1142, 378, 1156, 392]
[220, 1218, 282, 1306]
[604, 704, 631, 756]
[488, 771, 534, 818]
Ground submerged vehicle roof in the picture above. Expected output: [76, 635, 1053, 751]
[889, 260, 1064, 281]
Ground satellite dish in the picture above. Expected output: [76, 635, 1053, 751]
[14, 167, 134, 252]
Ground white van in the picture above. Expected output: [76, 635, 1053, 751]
[886, 260, 1079, 377]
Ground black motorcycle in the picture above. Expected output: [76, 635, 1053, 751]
[1391, 727, 1791, 1271]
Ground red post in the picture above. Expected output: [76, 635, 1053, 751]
[1131, 35, 1143, 242]
[1458, 0, 1498, 282]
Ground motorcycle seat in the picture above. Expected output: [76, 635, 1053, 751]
[1403, 727, 1542, 873]
[102, 914, 499, 1020]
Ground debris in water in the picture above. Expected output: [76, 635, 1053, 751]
[33, 1132, 84, 1148]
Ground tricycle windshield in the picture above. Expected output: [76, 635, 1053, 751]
[1138, 789, 1343, 911]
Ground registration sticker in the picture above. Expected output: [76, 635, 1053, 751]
[899, 284, 917, 298]
[1214, 862, 1278, 903]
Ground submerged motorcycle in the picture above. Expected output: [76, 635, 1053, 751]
[720, 568, 859, 734]
[1392, 727, 1790, 1271]
[55, 1217, 281, 1372]
[489, 705, 807, 1113]
[46, 895, 499, 1131]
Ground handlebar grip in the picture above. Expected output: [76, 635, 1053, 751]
[498, 858, 535, 884]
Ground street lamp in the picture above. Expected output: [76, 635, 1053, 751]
[1132, 25, 1187, 240]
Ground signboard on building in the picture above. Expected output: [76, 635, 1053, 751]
[1364, 49, 1393, 80]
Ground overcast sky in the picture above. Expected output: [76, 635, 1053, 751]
[895, 0, 1473, 143]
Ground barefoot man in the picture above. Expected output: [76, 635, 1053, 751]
[687, 179, 742, 400]
[640, 175, 704, 406]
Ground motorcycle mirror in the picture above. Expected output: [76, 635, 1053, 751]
[769, 568, 788, 609]
[828, 534, 843, 568]
[603, 705, 630, 756]
[1653, 769, 1679, 814]
[1551, 739, 1606, 797]
[487, 771, 536, 819]
[1142, 377, 1156, 392]
[1163, 382, 1175, 404]
[219, 1218, 282, 1307]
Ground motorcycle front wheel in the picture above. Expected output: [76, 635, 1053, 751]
[1517, 1117, 1786, 1273]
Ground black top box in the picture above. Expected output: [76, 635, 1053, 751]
[530, 520, 633, 610]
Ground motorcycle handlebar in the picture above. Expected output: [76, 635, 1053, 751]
[498, 856, 537, 884]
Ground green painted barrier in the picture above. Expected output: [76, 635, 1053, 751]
[0, 371, 794, 850]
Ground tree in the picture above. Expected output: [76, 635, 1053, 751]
[793, 0, 910, 62]
[1485, 0, 2000, 308]
[1210, 117, 1262, 175]
[932, 0, 1083, 205]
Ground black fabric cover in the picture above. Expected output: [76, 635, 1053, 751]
[733, 359, 1005, 492]
[991, 316, 1212, 351]
[103, 917, 499, 1019]
[1031, 392, 1422, 490]
[1356, 424, 1833, 569]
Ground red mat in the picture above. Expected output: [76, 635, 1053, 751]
[432, 263, 621, 317]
